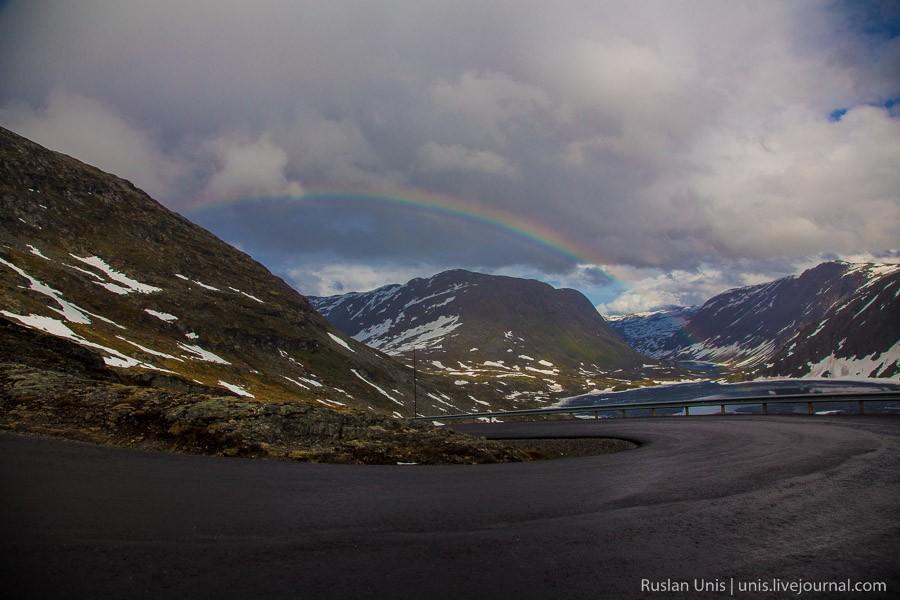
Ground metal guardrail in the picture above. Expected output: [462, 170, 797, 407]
[414, 391, 900, 422]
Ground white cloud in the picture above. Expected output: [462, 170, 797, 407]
[0, 89, 183, 199]
[672, 105, 900, 259]
[203, 135, 303, 202]
[287, 261, 439, 297]
[597, 249, 900, 316]
[1, 1, 897, 286]
[596, 265, 773, 316]
[790, 250, 900, 274]
[416, 141, 519, 178]
[429, 71, 551, 146]
[278, 111, 390, 188]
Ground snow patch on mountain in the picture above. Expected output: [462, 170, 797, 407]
[371, 314, 463, 354]
[402, 283, 470, 310]
[804, 340, 900, 379]
[193, 280, 219, 291]
[116, 336, 184, 361]
[228, 286, 264, 303]
[0, 310, 167, 372]
[327, 332, 356, 353]
[526, 365, 557, 375]
[350, 369, 404, 406]
[144, 308, 178, 322]
[217, 380, 254, 398]
[71, 255, 161, 294]
[352, 317, 395, 343]
[1, 256, 92, 323]
[178, 342, 230, 364]
[27, 245, 49, 260]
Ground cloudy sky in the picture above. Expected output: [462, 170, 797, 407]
[2, 1, 898, 313]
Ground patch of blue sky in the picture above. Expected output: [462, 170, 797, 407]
[828, 108, 848, 122]
[829, 97, 899, 121]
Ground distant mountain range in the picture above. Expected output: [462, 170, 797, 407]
[609, 261, 900, 379]
[310, 270, 702, 407]
[5, 122, 895, 438]
[312, 258, 900, 401]
[606, 306, 698, 356]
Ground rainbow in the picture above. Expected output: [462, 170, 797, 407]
[189, 185, 623, 279]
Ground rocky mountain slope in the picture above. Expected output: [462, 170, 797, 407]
[0, 125, 464, 420]
[310, 270, 700, 407]
[610, 261, 900, 379]
[760, 263, 900, 378]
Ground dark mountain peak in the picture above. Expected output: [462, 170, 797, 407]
[311, 267, 656, 408]
[797, 260, 852, 280]
[410, 268, 559, 293]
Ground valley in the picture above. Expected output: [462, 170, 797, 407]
[312, 269, 710, 412]
[1, 124, 898, 456]
[312, 261, 900, 415]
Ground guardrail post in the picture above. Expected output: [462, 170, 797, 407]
[720, 404, 725, 416]
[594, 411, 599, 420]
[684, 406, 690, 416]
[620, 409, 626, 418]
[650, 407, 656, 417]
[859, 400, 865, 415]
[807, 401, 814, 416]
[762, 402, 768, 415]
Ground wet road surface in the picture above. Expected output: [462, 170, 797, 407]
[2, 416, 898, 599]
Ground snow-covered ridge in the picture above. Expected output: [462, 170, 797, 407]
[611, 261, 899, 379]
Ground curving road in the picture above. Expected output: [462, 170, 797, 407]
[1, 416, 898, 599]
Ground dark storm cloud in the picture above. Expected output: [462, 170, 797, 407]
[1, 0, 898, 303]
[191, 199, 578, 273]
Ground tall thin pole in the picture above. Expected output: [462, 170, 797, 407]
[412, 347, 417, 418]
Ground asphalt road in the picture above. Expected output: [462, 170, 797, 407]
[2, 416, 898, 599]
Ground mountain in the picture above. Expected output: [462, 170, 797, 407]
[761, 263, 900, 378]
[311, 269, 641, 366]
[310, 270, 696, 406]
[606, 306, 698, 356]
[0, 125, 444, 419]
[610, 261, 900, 379]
